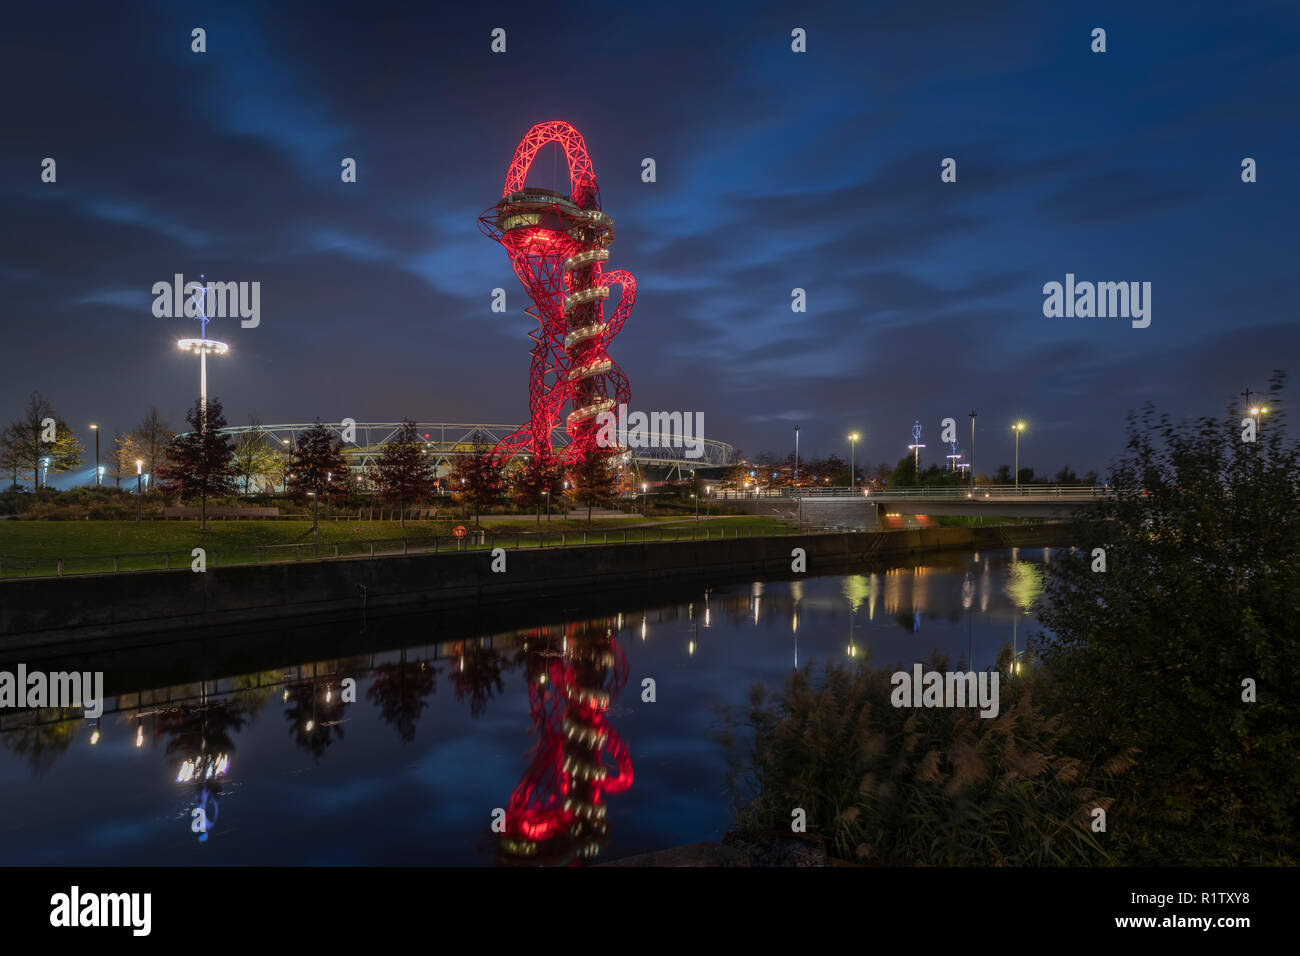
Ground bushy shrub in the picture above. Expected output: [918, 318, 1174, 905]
[723, 649, 1132, 866]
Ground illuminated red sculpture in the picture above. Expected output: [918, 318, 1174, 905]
[479, 122, 636, 471]
[498, 619, 633, 866]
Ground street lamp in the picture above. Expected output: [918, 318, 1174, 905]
[135, 459, 143, 522]
[1012, 422, 1026, 490]
[848, 432, 859, 490]
[89, 424, 99, 486]
[642, 482, 648, 516]
[544, 488, 551, 528]
[793, 426, 800, 489]
[969, 411, 977, 489]
[705, 485, 711, 517]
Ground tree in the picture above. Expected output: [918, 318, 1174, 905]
[287, 422, 350, 536]
[373, 420, 437, 526]
[110, 431, 142, 488]
[993, 464, 1013, 484]
[134, 407, 174, 493]
[1035, 371, 1299, 863]
[511, 455, 562, 524]
[571, 452, 619, 521]
[230, 418, 281, 495]
[155, 398, 237, 530]
[6, 391, 83, 487]
[449, 433, 502, 525]
[0, 427, 23, 490]
[1054, 465, 1080, 484]
[888, 454, 918, 488]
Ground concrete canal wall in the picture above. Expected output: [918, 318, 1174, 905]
[0, 524, 1073, 648]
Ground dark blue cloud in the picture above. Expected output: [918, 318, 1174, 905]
[1, 0, 1296, 476]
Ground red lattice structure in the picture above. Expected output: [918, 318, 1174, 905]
[479, 122, 636, 472]
[497, 619, 633, 866]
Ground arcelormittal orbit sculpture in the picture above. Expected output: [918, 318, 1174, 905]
[479, 121, 636, 471]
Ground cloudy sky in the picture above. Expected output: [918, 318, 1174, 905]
[2, 0, 1297, 477]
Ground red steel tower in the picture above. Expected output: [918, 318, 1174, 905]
[479, 122, 636, 472]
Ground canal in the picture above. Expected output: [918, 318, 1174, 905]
[0, 546, 1051, 865]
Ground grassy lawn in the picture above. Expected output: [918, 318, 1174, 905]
[0, 515, 794, 577]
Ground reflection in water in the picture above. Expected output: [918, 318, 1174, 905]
[366, 651, 437, 741]
[498, 619, 633, 866]
[0, 548, 1054, 865]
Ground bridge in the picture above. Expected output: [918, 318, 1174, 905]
[717, 485, 1112, 525]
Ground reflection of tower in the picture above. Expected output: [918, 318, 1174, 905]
[479, 122, 637, 472]
[907, 420, 925, 472]
[498, 619, 633, 866]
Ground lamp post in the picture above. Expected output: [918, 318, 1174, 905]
[1012, 422, 1026, 491]
[907, 420, 925, 475]
[706, 485, 711, 517]
[544, 488, 551, 528]
[794, 426, 800, 489]
[642, 482, 648, 516]
[848, 432, 859, 490]
[969, 411, 977, 489]
[90, 424, 99, 486]
[135, 459, 143, 522]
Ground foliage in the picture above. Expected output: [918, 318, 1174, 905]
[133, 407, 175, 491]
[372, 419, 437, 526]
[286, 422, 350, 502]
[1034, 371, 1299, 864]
[230, 417, 282, 494]
[449, 432, 502, 524]
[110, 431, 142, 488]
[4, 391, 83, 484]
[570, 452, 619, 520]
[723, 650, 1131, 865]
[154, 397, 237, 529]
[511, 455, 563, 515]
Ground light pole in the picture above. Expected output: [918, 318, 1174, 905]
[1012, 422, 1026, 490]
[969, 411, 977, 489]
[90, 424, 99, 486]
[848, 432, 859, 490]
[1248, 405, 1269, 459]
[177, 277, 228, 429]
[705, 485, 711, 517]
[642, 482, 648, 516]
[907, 421, 925, 475]
[135, 459, 143, 522]
[794, 426, 800, 490]
[544, 488, 551, 528]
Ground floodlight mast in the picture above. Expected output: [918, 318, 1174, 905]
[176, 275, 228, 425]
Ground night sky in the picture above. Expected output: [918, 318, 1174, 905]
[3, 0, 1297, 479]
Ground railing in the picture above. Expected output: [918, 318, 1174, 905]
[0, 522, 819, 580]
[716, 484, 1110, 500]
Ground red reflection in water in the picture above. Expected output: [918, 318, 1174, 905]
[498, 619, 633, 865]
